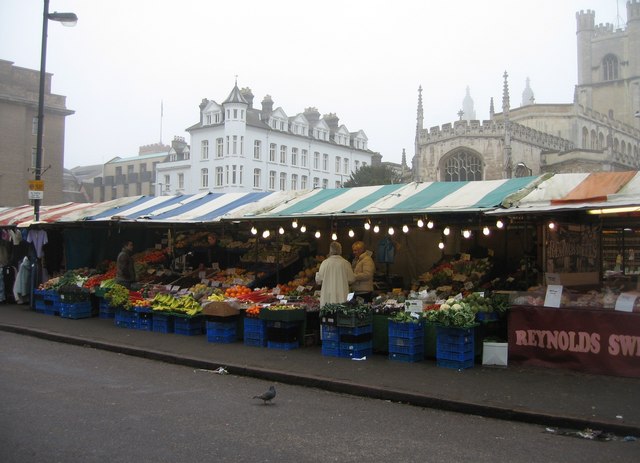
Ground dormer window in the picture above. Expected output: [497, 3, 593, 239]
[206, 114, 212, 125]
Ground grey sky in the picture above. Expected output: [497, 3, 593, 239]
[0, 0, 624, 169]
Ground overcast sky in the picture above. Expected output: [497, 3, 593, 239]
[0, 0, 625, 170]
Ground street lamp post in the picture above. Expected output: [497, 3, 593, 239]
[33, 0, 77, 221]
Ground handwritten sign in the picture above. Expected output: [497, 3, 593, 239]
[544, 285, 563, 308]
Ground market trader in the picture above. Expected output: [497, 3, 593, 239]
[316, 241, 355, 308]
[116, 240, 136, 289]
[351, 240, 375, 302]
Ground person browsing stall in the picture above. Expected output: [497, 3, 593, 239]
[351, 240, 375, 302]
[315, 241, 355, 308]
[116, 240, 136, 289]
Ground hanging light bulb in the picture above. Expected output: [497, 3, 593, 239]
[278, 226, 285, 235]
[262, 230, 270, 238]
[373, 224, 380, 233]
[364, 221, 371, 230]
[427, 220, 434, 229]
[548, 221, 556, 230]
[496, 219, 504, 229]
[402, 224, 409, 233]
[438, 241, 445, 250]
[300, 225, 307, 233]
[417, 218, 424, 228]
[314, 230, 321, 239]
[331, 232, 338, 241]
[250, 226, 258, 235]
[388, 226, 395, 236]
[462, 229, 471, 239]
[443, 226, 450, 236]
[348, 229, 355, 238]
[291, 219, 298, 229]
[482, 226, 490, 236]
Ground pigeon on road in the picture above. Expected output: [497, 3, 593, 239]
[253, 385, 276, 404]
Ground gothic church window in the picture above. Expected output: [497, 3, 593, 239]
[602, 54, 618, 81]
[582, 127, 588, 148]
[441, 150, 483, 182]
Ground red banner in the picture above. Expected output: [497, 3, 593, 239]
[509, 306, 640, 378]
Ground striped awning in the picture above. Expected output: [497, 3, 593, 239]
[488, 171, 640, 215]
[251, 177, 538, 219]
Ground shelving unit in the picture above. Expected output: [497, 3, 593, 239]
[601, 227, 640, 278]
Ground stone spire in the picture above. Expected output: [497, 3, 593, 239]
[489, 97, 495, 119]
[462, 86, 476, 121]
[502, 71, 510, 119]
[502, 71, 512, 178]
[521, 77, 535, 106]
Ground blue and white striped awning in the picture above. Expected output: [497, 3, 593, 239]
[83, 191, 297, 223]
[252, 177, 538, 219]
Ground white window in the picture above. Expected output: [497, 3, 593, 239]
[279, 172, 286, 191]
[232, 135, 238, 155]
[32, 117, 38, 135]
[254, 168, 261, 188]
[280, 145, 287, 164]
[214, 112, 220, 123]
[215, 167, 223, 186]
[178, 173, 184, 189]
[301, 175, 308, 189]
[314, 152, 320, 169]
[240, 136, 244, 156]
[201, 140, 209, 160]
[164, 175, 170, 189]
[301, 149, 308, 167]
[344, 158, 349, 174]
[201, 168, 209, 188]
[231, 165, 237, 184]
[233, 109, 238, 119]
[323, 153, 329, 171]
[354, 160, 360, 170]
[335, 156, 341, 173]
[206, 114, 212, 125]
[322, 179, 328, 189]
[291, 148, 298, 166]
[239, 165, 243, 185]
[269, 171, 276, 190]
[291, 174, 298, 190]
[270, 144, 277, 162]
[226, 136, 230, 155]
[225, 165, 229, 184]
[254, 140, 261, 160]
[313, 177, 319, 188]
[216, 138, 224, 158]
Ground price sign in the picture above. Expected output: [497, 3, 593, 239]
[544, 285, 563, 308]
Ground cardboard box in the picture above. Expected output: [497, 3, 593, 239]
[202, 301, 240, 317]
[482, 342, 508, 367]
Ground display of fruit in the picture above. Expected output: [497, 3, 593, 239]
[151, 293, 202, 316]
[225, 285, 252, 298]
[245, 305, 262, 318]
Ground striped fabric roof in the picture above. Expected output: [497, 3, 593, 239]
[253, 177, 537, 219]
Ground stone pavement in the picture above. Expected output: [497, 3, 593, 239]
[0, 303, 638, 436]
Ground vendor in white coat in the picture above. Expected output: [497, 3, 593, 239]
[316, 241, 355, 308]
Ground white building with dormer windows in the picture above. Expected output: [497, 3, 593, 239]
[156, 82, 378, 195]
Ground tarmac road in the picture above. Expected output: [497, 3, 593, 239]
[1, 332, 638, 463]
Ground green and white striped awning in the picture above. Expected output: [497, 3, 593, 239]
[251, 177, 538, 219]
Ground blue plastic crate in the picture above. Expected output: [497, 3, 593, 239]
[174, 327, 203, 336]
[339, 340, 373, 351]
[476, 312, 498, 322]
[35, 299, 47, 312]
[389, 335, 424, 347]
[338, 348, 371, 358]
[59, 301, 93, 319]
[389, 341, 424, 355]
[174, 316, 204, 335]
[267, 341, 298, 350]
[43, 290, 60, 303]
[133, 312, 153, 331]
[207, 333, 236, 343]
[152, 313, 174, 333]
[43, 304, 60, 316]
[437, 358, 474, 370]
[339, 324, 372, 336]
[437, 348, 474, 362]
[388, 352, 423, 362]
[322, 340, 340, 350]
[437, 340, 473, 353]
[244, 317, 265, 330]
[244, 336, 267, 347]
[321, 345, 340, 357]
[388, 320, 424, 338]
[115, 310, 135, 328]
[436, 326, 474, 345]
[206, 321, 237, 339]
[320, 324, 339, 341]
[266, 320, 300, 329]
[99, 304, 116, 319]
[206, 320, 237, 330]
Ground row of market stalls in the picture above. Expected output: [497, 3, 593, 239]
[1, 171, 639, 377]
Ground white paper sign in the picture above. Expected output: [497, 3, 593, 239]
[545, 273, 561, 285]
[282, 244, 292, 253]
[544, 285, 563, 308]
[346, 292, 354, 301]
[405, 300, 423, 313]
[198, 271, 206, 279]
[296, 285, 305, 293]
[615, 292, 638, 313]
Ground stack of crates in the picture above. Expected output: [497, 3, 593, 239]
[338, 324, 373, 358]
[43, 290, 61, 316]
[59, 301, 93, 319]
[320, 324, 340, 357]
[266, 320, 301, 350]
[244, 317, 267, 347]
[174, 315, 205, 336]
[436, 326, 475, 369]
[98, 299, 116, 319]
[388, 320, 424, 362]
[132, 308, 153, 331]
[206, 318, 237, 343]
[152, 313, 174, 333]
[114, 309, 136, 328]
[33, 289, 47, 313]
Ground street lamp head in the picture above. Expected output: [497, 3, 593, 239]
[48, 12, 78, 26]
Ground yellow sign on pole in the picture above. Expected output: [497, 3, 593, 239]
[28, 180, 44, 200]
